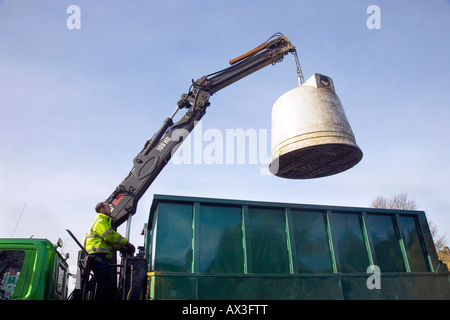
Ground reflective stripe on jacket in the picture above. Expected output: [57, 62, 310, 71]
[84, 213, 128, 259]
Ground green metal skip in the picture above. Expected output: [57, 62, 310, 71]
[144, 194, 450, 300]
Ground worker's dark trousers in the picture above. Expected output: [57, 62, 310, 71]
[89, 253, 116, 300]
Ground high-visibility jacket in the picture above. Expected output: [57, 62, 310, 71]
[84, 213, 128, 259]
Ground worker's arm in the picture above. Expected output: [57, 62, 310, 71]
[94, 218, 128, 248]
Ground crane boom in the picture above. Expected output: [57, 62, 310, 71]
[106, 34, 297, 227]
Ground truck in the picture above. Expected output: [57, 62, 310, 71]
[68, 33, 449, 300]
[3, 33, 448, 300]
[0, 238, 69, 300]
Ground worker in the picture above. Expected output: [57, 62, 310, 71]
[84, 201, 135, 300]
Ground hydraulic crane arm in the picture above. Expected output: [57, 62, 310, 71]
[106, 34, 299, 227]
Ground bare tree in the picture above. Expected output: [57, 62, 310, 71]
[370, 193, 447, 252]
[370, 193, 419, 210]
[429, 220, 447, 252]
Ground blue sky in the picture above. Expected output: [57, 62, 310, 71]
[1, 0, 449, 281]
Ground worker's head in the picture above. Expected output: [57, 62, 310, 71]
[95, 202, 111, 215]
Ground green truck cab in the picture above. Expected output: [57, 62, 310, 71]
[0, 238, 69, 300]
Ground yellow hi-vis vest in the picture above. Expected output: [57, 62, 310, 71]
[84, 213, 128, 259]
